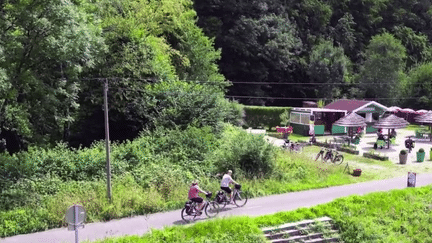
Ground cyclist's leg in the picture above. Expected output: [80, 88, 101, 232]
[230, 188, 235, 203]
[221, 186, 232, 202]
[191, 197, 204, 211]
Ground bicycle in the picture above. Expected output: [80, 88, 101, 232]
[315, 147, 343, 165]
[282, 139, 303, 153]
[325, 148, 344, 165]
[181, 192, 220, 223]
[315, 147, 332, 161]
[215, 184, 248, 209]
[315, 147, 326, 161]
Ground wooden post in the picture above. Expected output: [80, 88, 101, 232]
[388, 128, 391, 149]
[103, 79, 112, 202]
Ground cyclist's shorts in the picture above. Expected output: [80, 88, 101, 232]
[221, 186, 232, 194]
[190, 197, 203, 203]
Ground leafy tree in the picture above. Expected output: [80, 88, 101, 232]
[220, 13, 303, 105]
[400, 62, 432, 109]
[68, 0, 231, 148]
[0, 0, 106, 152]
[330, 13, 357, 59]
[143, 80, 242, 134]
[357, 33, 407, 105]
[308, 40, 351, 101]
[393, 26, 432, 69]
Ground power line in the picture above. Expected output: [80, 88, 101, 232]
[80, 77, 399, 85]
[226, 82, 395, 85]
[225, 96, 422, 100]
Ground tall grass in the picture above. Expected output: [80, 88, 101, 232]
[0, 124, 379, 237]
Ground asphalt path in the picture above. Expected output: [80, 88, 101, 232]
[2, 173, 432, 243]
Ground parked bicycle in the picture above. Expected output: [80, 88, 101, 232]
[181, 192, 220, 222]
[215, 184, 248, 208]
[315, 147, 344, 165]
[326, 149, 344, 165]
[315, 147, 328, 161]
[282, 139, 303, 153]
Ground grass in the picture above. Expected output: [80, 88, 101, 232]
[88, 184, 432, 243]
[3, 126, 432, 239]
[404, 124, 422, 131]
[0, 145, 379, 238]
[266, 132, 309, 142]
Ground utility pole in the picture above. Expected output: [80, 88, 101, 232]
[103, 78, 112, 202]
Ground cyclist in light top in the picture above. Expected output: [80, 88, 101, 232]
[188, 180, 208, 215]
[220, 170, 239, 204]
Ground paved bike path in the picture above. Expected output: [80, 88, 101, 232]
[2, 173, 432, 243]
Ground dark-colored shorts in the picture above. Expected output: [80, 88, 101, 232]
[190, 197, 203, 203]
[221, 186, 232, 194]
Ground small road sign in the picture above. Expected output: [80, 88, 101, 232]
[66, 204, 86, 243]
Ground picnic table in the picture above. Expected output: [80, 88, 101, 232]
[416, 130, 431, 139]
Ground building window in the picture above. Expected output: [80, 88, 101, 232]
[300, 113, 310, 124]
[290, 112, 301, 124]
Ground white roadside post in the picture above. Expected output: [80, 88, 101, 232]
[407, 172, 416, 187]
[66, 204, 86, 243]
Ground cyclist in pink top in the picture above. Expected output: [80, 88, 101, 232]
[188, 180, 208, 215]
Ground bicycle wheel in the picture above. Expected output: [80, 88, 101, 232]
[216, 194, 228, 209]
[334, 155, 344, 165]
[205, 201, 220, 218]
[181, 207, 196, 223]
[233, 190, 248, 207]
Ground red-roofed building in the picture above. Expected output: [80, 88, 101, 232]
[290, 99, 388, 136]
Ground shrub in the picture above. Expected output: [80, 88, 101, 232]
[210, 124, 276, 178]
[419, 148, 425, 153]
[400, 150, 407, 155]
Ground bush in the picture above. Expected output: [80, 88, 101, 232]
[419, 148, 425, 153]
[400, 150, 407, 155]
[210, 124, 276, 178]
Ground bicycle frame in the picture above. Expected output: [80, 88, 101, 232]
[189, 201, 207, 213]
[220, 188, 238, 202]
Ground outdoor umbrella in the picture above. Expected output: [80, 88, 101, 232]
[416, 110, 428, 115]
[372, 114, 409, 148]
[414, 112, 432, 142]
[388, 106, 401, 113]
[401, 108, 415, 122]
[333, 113, 367, 146]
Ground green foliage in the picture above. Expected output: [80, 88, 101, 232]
[393, 26, 432, 69]
[210, 124, 276, 178]
[143, 81, 241, 133]
[419, 148, 425, 153]
[400, 150, 407, 155]
[400, 62, 432, 109]
[0, 0, 106, 146]
[308, 40, 351, 100]
[244, 106, 291, 128]
[0, 141, 380, 237]
[357, 32, 407, 105]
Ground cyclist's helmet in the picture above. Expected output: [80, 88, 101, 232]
[192, 180, 198, 186]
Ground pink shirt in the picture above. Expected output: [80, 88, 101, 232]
[188, 185, 199, 199]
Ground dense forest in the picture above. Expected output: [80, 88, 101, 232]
[1, 0, 432, 154]
[194, 0, 432, 108]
